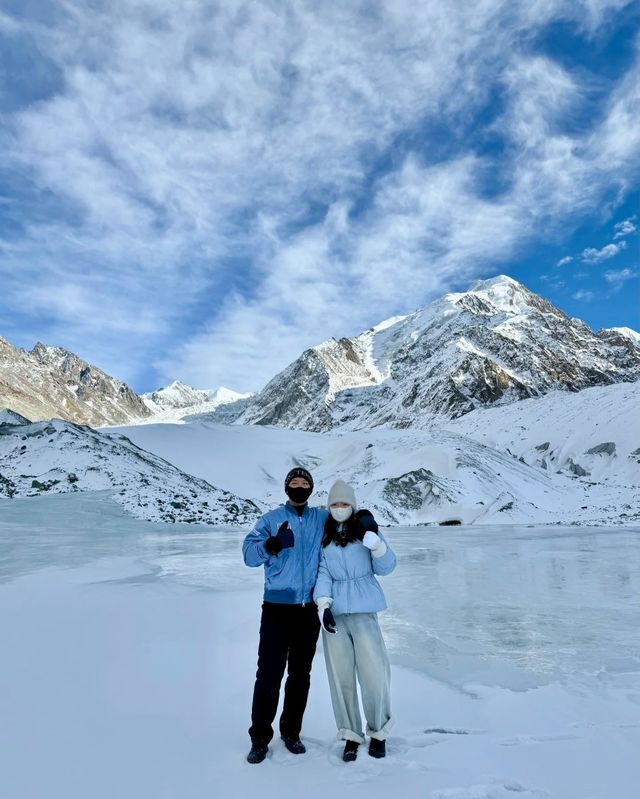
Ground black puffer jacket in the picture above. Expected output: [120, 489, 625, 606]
[322, 508, 378, 548]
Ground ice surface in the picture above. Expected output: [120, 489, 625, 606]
[382, 524, 640, 689]
[3, 494, 636, 689]
[1, 492, 639, 798]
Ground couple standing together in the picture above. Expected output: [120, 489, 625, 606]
[242, 467, 396, 764]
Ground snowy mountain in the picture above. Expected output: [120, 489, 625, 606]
[0, 417, 261, 525]
[221, 276, 640, 432]
[111, 381, 640, 527]
[597, 326, 640, 348]
[142, 380, 213, 410]
[0, 336, 151, 427]
[140, 380, 254, 424]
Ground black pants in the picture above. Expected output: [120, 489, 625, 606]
[249, 601, 321, 744]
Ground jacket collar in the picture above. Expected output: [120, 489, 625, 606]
[285, 500, 307, 517]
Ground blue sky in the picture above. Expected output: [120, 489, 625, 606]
[0, 1, 638, 394]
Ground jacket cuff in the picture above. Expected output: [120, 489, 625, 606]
[371, 540, 387, 558]
[315, 596, 333, 610]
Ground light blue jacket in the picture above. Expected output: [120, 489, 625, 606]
[242, 503, 329, 604]
[313, 532, 396, 615]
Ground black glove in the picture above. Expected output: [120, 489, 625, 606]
[321, 608, 337, 634]
[354, 509, 378, 540]
[264, 521, 295, 555]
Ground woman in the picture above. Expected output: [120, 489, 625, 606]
[313, 479, 396, 762]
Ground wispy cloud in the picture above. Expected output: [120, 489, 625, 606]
[572, 289, 596, 301]
[581, 241, 627, 262]
[0, 11, 20, 33]
[1, 1, 639, 391]
[557, 256, 573, 266]
[604, 266, 637, 289]
[614, 215, 638, 238]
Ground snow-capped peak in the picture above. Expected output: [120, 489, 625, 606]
[209, 386, 253, 404]
[141, 381, 255, 421]
[232, 274, 640, 432]
[458, 275, 539, 314]
[607, 327, 640, 345]
[142, 381, 210, 410]
[470, 274, 520, 292]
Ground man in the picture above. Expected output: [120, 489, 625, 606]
[242, 467, 327, 764]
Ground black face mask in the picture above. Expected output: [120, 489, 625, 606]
[286, 486, 312, 504]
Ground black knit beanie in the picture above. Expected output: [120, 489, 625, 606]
[284, 467, 314, 491]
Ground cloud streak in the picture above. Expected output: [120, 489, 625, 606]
[582, 241, 627, 262]
[604, 267, 637, 289]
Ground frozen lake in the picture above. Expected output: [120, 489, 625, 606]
[2, 492, 638, 691]
[1, 492, 640, 799]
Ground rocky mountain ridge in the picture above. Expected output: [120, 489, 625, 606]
[2, 276, 638, 433]
[0, 337, 150, 427]
[221, 276, 640, 431]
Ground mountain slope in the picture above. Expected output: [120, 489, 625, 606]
[226, 276, 640, 431]
[445, 381, 640, 490]
[0, 337, 151, 426]
[0, 418, 261, 525]
[110, 408, 639, 527]
[0, 408, 31, 425]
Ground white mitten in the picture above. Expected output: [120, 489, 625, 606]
[362, 530, 381, 550]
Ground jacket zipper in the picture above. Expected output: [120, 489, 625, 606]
[339, 536, 349, 614]
[300, 508, 305, 606]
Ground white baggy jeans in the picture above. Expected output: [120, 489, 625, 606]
[321, 612, 393, 744]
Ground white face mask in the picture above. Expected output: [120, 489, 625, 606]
[330, 506, 353, 523]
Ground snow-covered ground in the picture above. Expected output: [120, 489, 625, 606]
[1, 492, 639, 799]
[0, 418, 260, 525]
[108, 409, 640, 526]
[445, 382, 640, 487]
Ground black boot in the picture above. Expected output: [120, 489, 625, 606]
[281, 736, 306, 754]
[247, 741, 268, 764]
[368, 738, 386, 758]
[342, 740, 359, 762]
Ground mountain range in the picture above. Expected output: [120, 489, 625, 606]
[1, 275, 638, 526]
[2, 276, 638, 431]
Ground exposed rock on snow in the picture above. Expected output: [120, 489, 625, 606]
[382, 468, 453, 512]
[217, 276, 640, 431]
[0, 408, 31, 425]
[0, 418, 261, 525]
[0, 337, 150, 427]
[585, 442, 616, 456]
[598, 326, 640, 347]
